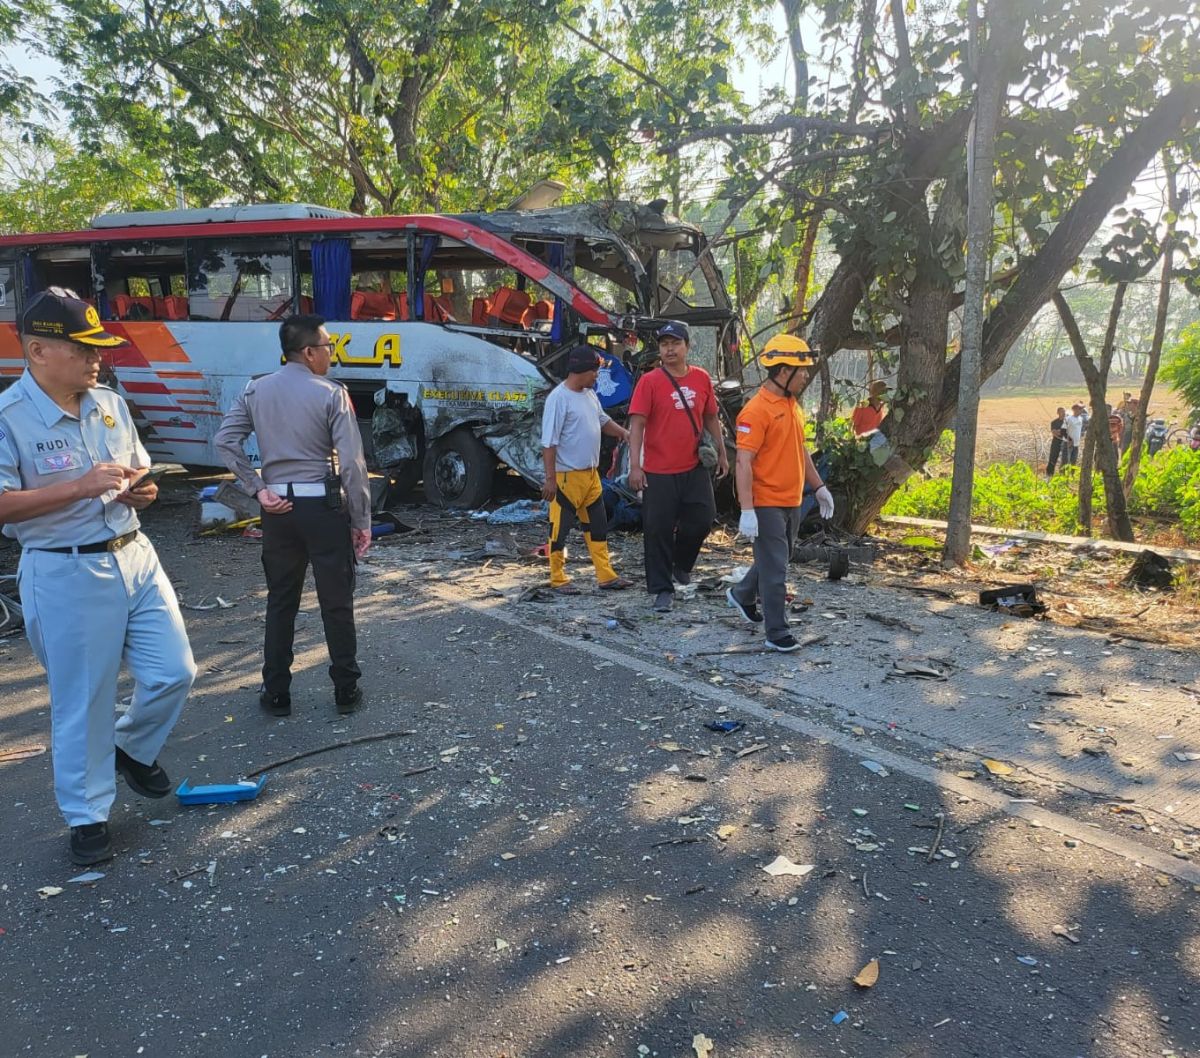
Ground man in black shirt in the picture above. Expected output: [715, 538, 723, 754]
[1046, 407, 1066, 476]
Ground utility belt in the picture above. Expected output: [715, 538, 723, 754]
[267, 478, 343, 510]
[28, 530, 139, 555]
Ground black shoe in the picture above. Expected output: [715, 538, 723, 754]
[335, 684, 362, 714]
[726, 586, 764, 624]
[69, 822, 113, 866]
[259, 689, 291, 717]
[765, 634, 801, 653]
[653, 590, 674, 613]
[672, 568, 691, 586]
[115, 747, 172, 798]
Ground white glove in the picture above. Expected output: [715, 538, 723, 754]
[738, 509, 759, 540]
[815, 485, 835, 520]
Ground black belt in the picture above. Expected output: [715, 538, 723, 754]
[32, 530, 139, 555]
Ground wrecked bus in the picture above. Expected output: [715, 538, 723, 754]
[0, 200, 737, 507]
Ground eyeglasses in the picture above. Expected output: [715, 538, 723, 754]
[307, 342, 334, 351]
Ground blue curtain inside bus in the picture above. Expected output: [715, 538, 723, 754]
[20, 254, 36, 298]
[312, 239, 351, 320]
[548, 243, 565, 342]
[413, 236, 439, 320]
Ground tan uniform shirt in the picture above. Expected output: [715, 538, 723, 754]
[214, 362, 371, 530]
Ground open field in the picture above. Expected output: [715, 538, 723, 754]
[974, 386, 1189, 467]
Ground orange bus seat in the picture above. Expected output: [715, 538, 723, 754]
[425, 294, 454, 323]
[488, 287, 532, 328]
[351, 290, 397, 320]
[471, 297, 491, 326]
[521, 299, 554, 328]
[396, 292, 410, 320]
[112, 294, 156, 320]
[159, 295, 189, 320]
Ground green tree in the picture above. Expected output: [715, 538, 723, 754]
[41, 0, 616, 213]
[1163, 320, 1200, 422]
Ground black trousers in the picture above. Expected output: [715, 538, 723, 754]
[1046, 436, 1063, 476]
[641, 465, 716, 594]
[261, 498, 360, 694]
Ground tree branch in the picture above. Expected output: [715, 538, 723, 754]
[662, 115, 886, 152]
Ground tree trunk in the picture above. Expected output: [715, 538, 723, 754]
[1053, 286, 1135, 541]
[1123, 157, 1178, 497]
[944, 0, 1014, 564]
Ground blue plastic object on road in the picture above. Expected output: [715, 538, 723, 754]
[176, 775, 268, 805]
[832, 1011, 849, 1025]
[705, 720, 744, 734]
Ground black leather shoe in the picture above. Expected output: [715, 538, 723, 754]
[259, 690, 291, 717]
[69, 822, 113, 866]
[115, 747, 172, 798]
[334, 684, 362, 714]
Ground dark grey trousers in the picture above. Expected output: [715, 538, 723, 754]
[261, 498, 360, 694]
[730, 506, 802, 641]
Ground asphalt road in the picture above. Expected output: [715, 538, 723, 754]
[0, 497, 1197, 1058]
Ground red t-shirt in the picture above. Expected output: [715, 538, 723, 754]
[629, 366, 718, 474]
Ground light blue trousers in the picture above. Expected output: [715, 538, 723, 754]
[18, 534, 196, 826]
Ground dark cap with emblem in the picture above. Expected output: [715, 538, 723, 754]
[566, 345, 602, 374]
[656, 320, 690, 344]
[20, 290, 127, 348]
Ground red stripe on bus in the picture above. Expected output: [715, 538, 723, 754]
[119, 381, 173, 394]
[0, 216, 615, 326]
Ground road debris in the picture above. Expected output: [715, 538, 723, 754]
[853, 959, 880, 988]
[760, 855, 814, 878]
[245, 729, 417, 777]
[692, 1033, 715, 1057]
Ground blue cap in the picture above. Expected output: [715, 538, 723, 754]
[656, 320, 690, 343]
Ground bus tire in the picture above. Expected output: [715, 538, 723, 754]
[422, 427, 495, 508]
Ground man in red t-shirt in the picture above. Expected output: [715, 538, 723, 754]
[627, 321, 729, 612]
[850, 380, 888, 436]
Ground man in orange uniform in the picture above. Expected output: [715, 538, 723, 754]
[726, 335, 833, 652]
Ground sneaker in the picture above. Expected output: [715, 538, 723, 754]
[552, 582, 581, 595]
[672, 568, 691, 586]
[765, 634, 801, 653]
[599, 576, 633, 591]
[335, 684, 363, 715]
[69, 822, 113, 866]
[115, 747, 171, 798]
[653, 590, 674, 613]
[259, 689, 291, 717]
[726, 587, 764, 624]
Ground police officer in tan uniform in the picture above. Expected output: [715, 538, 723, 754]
[0, 290, 196, 865]
[215, 314, 371, 717]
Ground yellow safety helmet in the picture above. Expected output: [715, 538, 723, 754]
[760, 334, 815, 368]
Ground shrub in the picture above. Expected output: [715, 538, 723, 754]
[882, 450, 1200, 541]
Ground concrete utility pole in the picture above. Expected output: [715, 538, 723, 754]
[943, 0, 1021, 565]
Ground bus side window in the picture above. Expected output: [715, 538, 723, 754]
[96, 241, 186, 320]
[30, 247, 95, 304]
[0, 256, 15, 322]
[188, 238, 294, 322]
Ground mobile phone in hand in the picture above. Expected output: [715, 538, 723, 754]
[131, 466, 169, 491]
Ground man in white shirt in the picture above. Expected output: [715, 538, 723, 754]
[1063, 402, 1085, 465]
[540, 346, 632, 594]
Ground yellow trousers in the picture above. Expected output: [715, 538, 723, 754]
[548, 468, 618, 587]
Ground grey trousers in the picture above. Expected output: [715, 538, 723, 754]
[731, 506, 802, 641]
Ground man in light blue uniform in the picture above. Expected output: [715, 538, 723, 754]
[0, 290, 196, 865]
